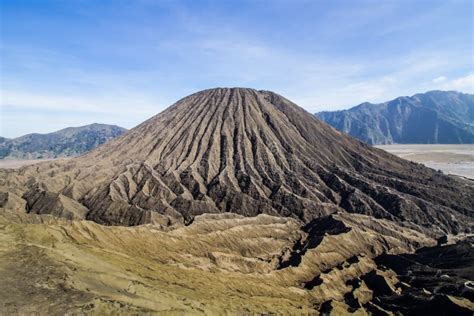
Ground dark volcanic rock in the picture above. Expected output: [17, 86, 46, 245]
[370, 238, 474, 315]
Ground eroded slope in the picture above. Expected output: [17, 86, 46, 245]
[0, 211, 472, 315]
[0, 88, 472, 237]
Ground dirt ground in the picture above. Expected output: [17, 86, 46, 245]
[377, 144, 474, 179]
[0, 158, 69, 169]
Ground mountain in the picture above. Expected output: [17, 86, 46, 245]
[0, 88, 473, 314]
[0, 123, 127, 159]
[316, 91, 474, 145]
[1, 88, 471, 232]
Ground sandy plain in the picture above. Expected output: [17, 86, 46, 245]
[376, 144, 474, 179]
[0, 158, 69, 169]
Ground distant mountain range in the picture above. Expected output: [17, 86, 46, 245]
[316, 91, 474, 145]
[2, 90, 473, 161]
[0, 123, 126, 159]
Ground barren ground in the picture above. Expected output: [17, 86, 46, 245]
[1, 211, 471, 315]
[0, 158, 69, 169]
[376, 144, 474, 179]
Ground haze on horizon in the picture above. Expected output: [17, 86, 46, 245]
[1, 0, 473, 138]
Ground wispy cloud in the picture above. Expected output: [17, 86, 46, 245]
[289, 50, 472, 112]
[440, 74, 474, 93]
[1, 0, 472, 136]
[1, 90, 160, 115]
[433, 76, 447, 83]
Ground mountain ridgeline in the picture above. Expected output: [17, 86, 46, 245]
[0, 123, 126, 159]
[1, 88, 472, 236]
[316, 91, 474, 145]
[1, 88, 473, 314]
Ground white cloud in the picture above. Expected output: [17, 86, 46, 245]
[442, 74, 474, 92]
[433, 76, 447, 83]
[2, 25, 472, 135]
[293, 76, 399, 112]
[0, 90, 162, 115]
[291, 52, 468, 112]
[0, 90, 167, 137]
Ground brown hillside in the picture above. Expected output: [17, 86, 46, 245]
[1, 88, 472, 235]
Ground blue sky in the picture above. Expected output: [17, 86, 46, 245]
[1, 0, 473, 138]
